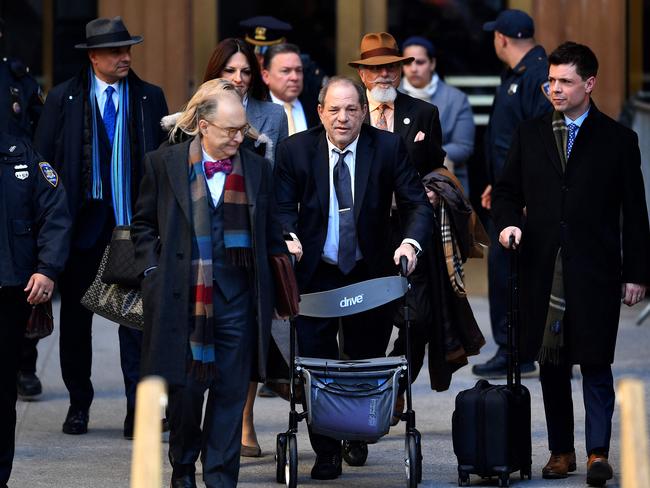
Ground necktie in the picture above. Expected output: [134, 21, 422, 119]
[103, 85, 116, 146]
[283, 102, 296, 136]
[333, 150, 356, 274]
[566, 123, 578, 157]
[204, 159, 233, 178]
[376, 104, 388, 131]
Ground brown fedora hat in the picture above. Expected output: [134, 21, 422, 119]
[348, 32, 413, 68]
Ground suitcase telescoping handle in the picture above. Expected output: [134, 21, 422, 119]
[507, 233, 521, 389]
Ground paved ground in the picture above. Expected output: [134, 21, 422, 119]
[11, 273, 650, 487]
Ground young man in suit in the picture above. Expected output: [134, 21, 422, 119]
[33, 17, 168, 437]
[492, 42, 649, 486]
[274, 76, 432, 480]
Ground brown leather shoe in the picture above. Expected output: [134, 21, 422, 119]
[587, 453, 613, 486]
[542, 451, 577, 479]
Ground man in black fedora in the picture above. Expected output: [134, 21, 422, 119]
[34, 16, 168, 437]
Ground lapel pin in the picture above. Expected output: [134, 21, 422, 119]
[9, 145, 16, 152]
[403, 117, 411, 125]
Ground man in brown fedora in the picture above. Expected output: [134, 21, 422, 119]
[349, 32, 445, 178]
[34, 16, 168, 438]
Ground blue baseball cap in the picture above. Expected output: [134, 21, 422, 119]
[483, 9, 534, 39]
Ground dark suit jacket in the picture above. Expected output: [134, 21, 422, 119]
[492, 104, 650, 364]
[34, 68, 168, 246]
[131, 141, 287, 386]
[392, 91, 446, 176]
[274, 124, 432, 290]
[299, 92, 320, 129]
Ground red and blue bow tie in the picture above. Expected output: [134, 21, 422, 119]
[204, 159, 232, 178]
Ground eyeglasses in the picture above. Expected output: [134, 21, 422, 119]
[209, 122, 251, 139]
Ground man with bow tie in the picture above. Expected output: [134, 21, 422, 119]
[132, 79, 286, 488]
[33, 16, 168, 437]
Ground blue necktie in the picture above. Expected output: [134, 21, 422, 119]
[333, 150, 356, 275]
[566, 123, 578, 158]
[103, 85, 116, 146]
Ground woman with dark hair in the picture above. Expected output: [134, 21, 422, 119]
[203, 37, 288, 163]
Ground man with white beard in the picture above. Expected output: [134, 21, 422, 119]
[349, 32, 446, 177]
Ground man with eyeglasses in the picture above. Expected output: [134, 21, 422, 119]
[351, 32, 446, 178]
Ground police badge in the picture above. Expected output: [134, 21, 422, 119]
[38, 162, 59, 187]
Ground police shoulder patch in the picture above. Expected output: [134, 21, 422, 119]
[38, 162, 59, 187]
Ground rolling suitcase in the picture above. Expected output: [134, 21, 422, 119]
[452, 236, 532, 487]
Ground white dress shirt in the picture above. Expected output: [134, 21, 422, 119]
[202, 146, 227, 206]
[93, 76, 120, 117]
[270, 92, 308, 133]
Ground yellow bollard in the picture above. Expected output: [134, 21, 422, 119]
[617, 378, 650, 488]
[131, 376, 167, 488]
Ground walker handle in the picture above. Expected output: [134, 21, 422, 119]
[400, 255, 408, 277]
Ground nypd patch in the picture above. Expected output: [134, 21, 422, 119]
[38, 162, 59, 188]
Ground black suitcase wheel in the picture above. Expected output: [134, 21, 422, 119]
[275, 433, 287, 484]
[405, 434, 418, 487]
[498, 474, 510, 487]
[287, 433, 298, 488]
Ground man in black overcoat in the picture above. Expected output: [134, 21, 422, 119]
[33, 17, 168, 437]
[492, 42, 649, 486]
[274, 76, 432, 480]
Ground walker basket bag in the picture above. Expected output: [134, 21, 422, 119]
[25, 300, 54, 339]
[101, 226, 140, 287]
[81, 246, 144, 330]
[297, 357, 406, 442]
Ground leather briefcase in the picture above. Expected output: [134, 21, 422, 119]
[270, 254, 300, 318]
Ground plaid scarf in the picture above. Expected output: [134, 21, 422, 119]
[538, 111, 569, 365]
[439, 200, 466, 297]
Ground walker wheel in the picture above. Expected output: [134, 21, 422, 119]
[405, 433, 418, 487]
[286, 434, 298, 488]
[275, 433, 287, 484]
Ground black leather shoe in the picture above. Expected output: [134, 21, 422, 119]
[123, 409, 134, 439]
[342, 440, 368, 466]
[311, 454, 342, 480]
[170, 473, 197, 488]
[472, 351, 508, 378]
[17, 372, 42, 399]
[62, 407, 89, 435]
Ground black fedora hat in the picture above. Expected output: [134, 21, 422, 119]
[75, 16, 143, 49]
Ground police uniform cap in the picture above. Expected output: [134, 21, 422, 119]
[483, 9, 534, 39]
[239, 16, 292, 47]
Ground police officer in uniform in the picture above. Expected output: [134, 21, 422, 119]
[474, 9, 551, 378]
[0, 17, 47, 400]
[0, 18, 43, 140]
[0, 133, 71, 488]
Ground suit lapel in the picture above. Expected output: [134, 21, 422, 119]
[539, 113, 564, 176]
[354, 129, 373, 222]
[393, 92, 411, 139]
[314, 135, 330, 220]
[246, 98, 263, 133]
[164, 142, 192, 223]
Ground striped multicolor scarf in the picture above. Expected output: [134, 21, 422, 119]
[187, 135, 253, 377]
[88, 67, 132, 225]
[538, 111, 569, 365]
